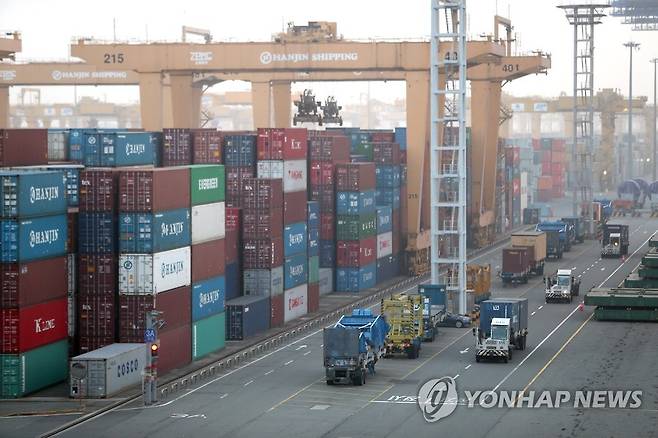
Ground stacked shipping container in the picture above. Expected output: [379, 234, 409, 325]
[307, 201, 320, 312]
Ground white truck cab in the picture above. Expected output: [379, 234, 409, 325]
[475, 317, 512, 362]
[545, 269, 578, 303]
[602, 233, 621, 256]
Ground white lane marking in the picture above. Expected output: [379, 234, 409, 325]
[572, 266, 577, 270]
[244, 380, 254, 387]
[295, 345, 307, 351]
[459, 347, 469, 354]
[453, 374, 460, 379]
[538, 306, 543, 310]
[284, 360, 294, 366]
[320, 344, 323, 348]
[220, 393, 228, 399]
[303, 350, 311, 356]
[578, 274, 582, 278]
[531, 311, 536, 316]
[600, 267, 605, 271]
[264, 369, 274, 376]
[464, 364, 472, 370]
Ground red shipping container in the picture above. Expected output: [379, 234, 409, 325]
[243, 208, 283, 239]
[162, 128, 192, 166]
[158, 324, 192, 374]
[541, 162, 552, 176]
[336, 237, 377, 267]
[372, 142, 401, 164]
[335, 163, 376, 191]
[77, 291, 115, 353]
[283, 191, 307, 225]
[225, 207, 241, 232]
[243, 237, 283, 269]
[513, 178, 520, 196]
[271, 293, 284, 328]
[192, 128, 222, 164]
[79, 168, 120, 212]
[552, 163, 563, 176]
[320, 213, 335, 240]
[1, 298, 68, 353]
[552, 138, 566, 151]
[1, 257, 67, 309]
[537, 190, 552, 202]
[241, 178, 283, 210]
[309, 135, 350, 163]
[225, 229, 239, 264]
[156, 286, 192, 330]
[118, 294, 154, 342]
[191, 239, 225, 283]
[257, 128, 308, 160]
[79, 255, 116, 296]
[309, 161, 334, 186]
[67, 212, 77, 253]
[310, 185, 335, 213]
[307, 283, 319, 313]
[0, 129, 48, 166]
[370, 131, 395, 143]
[119, 168, 190, 212]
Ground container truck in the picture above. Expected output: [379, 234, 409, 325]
[418, 284, 446, 341]
[511, 231, 546, 276]
[561, 217, 585, 244]
[323, 309, 389, 385]
[601, 223, 629, 258]
[536, 221, 570, 252]
[381, 294, 423, 357]
[544, 269, 580, 303]
[500, 247, 531, 285]
[473, 298, 528, 363]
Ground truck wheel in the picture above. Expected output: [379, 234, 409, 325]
[508, 348, 513, 361]
[326, 380, 334, 385]
[362, 371, 366, 385]
[476, 355, 481, 363]
[503, 355, 508, 363]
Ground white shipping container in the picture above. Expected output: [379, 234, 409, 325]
[284, 284, 308, 323]
[377, 232, 393, 258]
[192, 202, 225, 244]
[119, 246, 191, 294]
[257, 160, 284, 179]
[319, 268, 333, 295]
[47, 131, 68, 161]
[70, 343, 146, 398]
[520, 172, 528, 212]
[283, 160, 307, 193]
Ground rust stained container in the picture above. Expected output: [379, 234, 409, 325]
[243, 208, 283, 239]
[319, 213, 335, 240]
[309, 185, 335, 213]
[372, 142, 401, 164]
[336, 163, 376, 191]
[270, 293, 284, 328]
[119, 168, 190, 212]
[225, 229, 239, 264]
[77, 291, 115, 353]
[1, 257, 67, 309]
[241, 178, 283, 210]
[309, 135, 350, 163]
[67, 212, 77, 253]
[307, 282, 319, 313]
[0, 129, 48, 166]
[243, 237, 283, 269]
[79, 169, 120, 212]
[1, 298, 68, 353]
[192, 129, 222, 164]
[309, 161, 334, 186]
[257, 128, 307, 160]
[78, 255, 116, 296]
[336, 237, 377, 267]
[283, 191, 307, 225]
[162, 128, 192, 166]
[158, 323, 192, 374]
[191, 239, 225, 283]
[156, 286, 192, 330]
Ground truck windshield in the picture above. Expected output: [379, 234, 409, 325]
[491, 325, 508, 341]
[557, 275, 570, 286]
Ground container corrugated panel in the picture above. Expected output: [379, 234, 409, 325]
[225, 295, 270, 340]
[225, 261, 241, 301]
[105, 132, 159, 167]
[1, 298, 68, 353]
[119, 168, 190, 213]
[0, 339, 68, 398]
[78, 213, 115, 254]
[283, 222, 307, 257]
[257, 128, 307, 160]
[336, 237, 377, 267]
[308, 227, 319, 257]
[191, 239, 225, 283]
[119, 209, 191, 254]
[79, 169, 119, 212]
[243, 267, 283, 297]
[375, 188, 401, 209]
[118, 246, 191, 295]
[0, 129, 48, 166]
[376, 206, 393, 233]
[256, 160, 283, 179]
[377, 232, 393, 258]
[191, 276, 225, 322]
[190, 165, 225, 206]
[1, 214, 68, 262]
[319, 213, 334, 240]
[308, 255, 319, 284]
[270, 293, 284, 328]
[376, 255, 399, 283]
[47, 130, 68, 161]
[283, 160, 307, 193]
[309, 161, 334, 186]
[191, 202, 225, 244]
[192, 312, 225, 360]
[310, 185, 334, 213]
[284, 253, 308, 290]
[57, 166, 80, 208]
[77, 291, 115, 354]
[158, 324, 192, 374]
[319, 268, 333, 295]
[117, 294, 153, 342]
[283, 191, 307, 225]
[335, 163, 376, 191]
[225, 228, 238, 264]
[0, 171, 67, 218]
[155, 286, 192, 329]
[284, 284, 308, 323]
[243, 237, 284, 269]
[372, 142, 401, 164]
[336, 213, 377, 241]
[192, 129, 222, 164]
[319, 240, 335, 267]
[67, 254, 76, 337]
[223, 135, 256, 167]
[308, 283, 319, 313]
[335, 263, 376, 292]
[162, 129, 192, 166]
[307, 201, 319, 228]
[0, 256, 67, 308]
[67, 129, 85, 162]
[394, 127, 407, 150]
[308, 134, 350, 162]
[336, 190, 376, 215]
[241, 179, 283, 210]
[225, 166, 254, 206]
[375, 165, 401, 188]
[78, 254, 116, 297]
[242, 207, 283, 239]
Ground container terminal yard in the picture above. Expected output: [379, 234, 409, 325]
[1, 1, 658, 437]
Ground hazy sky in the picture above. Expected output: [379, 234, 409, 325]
[1, 0, 657, 105]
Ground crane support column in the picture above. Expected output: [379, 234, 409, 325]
[169, 74, 202, 128]
[252, 81, 271, 128]
[271, 81, 291, 128]
[138, 72, 164, 131]
[0, 86, 8, 129]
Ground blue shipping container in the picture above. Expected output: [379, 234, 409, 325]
[376, 254, 399, 283]
[284, 222, 307, 257]
[336, 263, 376, 292]
[394, 127, 407, 150]
[0, 171, 67, 218]
[224, 135, 256, 166]
[58, 167, 80, 208]
[307, 201, 319, 229]
[78, 212, 116, 254]
[84, 132, 159, 167]
[376, 188, 401, 209]
[284, 253, 308, 290]
[308, 227, 319, 257]
[0, 214, 67, 262]
[336, 190, 376, 215]
[418, 284, 446, 307]
[225, 295, 270, 340]
[191, 275, 226, 322]
[119, 208, 191, 253]
[319, 239, 335, 267]
[376, 206, 393, 233]
[375, 165, 401, 188]
[225, 261, 241, 301]
[68, 129, 85, 162]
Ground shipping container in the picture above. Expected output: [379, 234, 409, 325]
[376, 206, 393, 233]
[319, 240, 335, 267]
[118, 246, 191, 295]
[191, 202, 225, 244]
[310, 185, 335, 213]
[284, 253, 308, 289]
[256, 160, 284, 179]
[225, 229, 238, 264]
[191, 238, 225, 283]
[192, 312, 226, 360]
[68, 129, 85, 162]
[192, 129, 222, 164]
[243, 237, 284, 269]
[84, 132, 159, 167]
[119, 208, 191, 253]
[158, 324, 192, 374]
[243, 267, 284, 297]
[283, 222, 307, 257]
[225, 261, 241, 301]
[117, 294, 153, 342]
[190, 165, 225, 206]
[0, 129, 48, 166]
[0, 339, 68, 398]
[225, 295, 270, 340]
[242, 208, 283, 239]
[307, 201, 319, 228]
[78, 212, 115, 254]
[283, 191, 307, 225]
[79, 169, 119, 212]
[335, 163, 376, 191]
[77, 291, 115, 353]
[151, 286, 192, 329]
[223, 135, 256, 167]
[1, 214, 67, 262]
[376, 254, 399, 283]
[78, 254, 116, 296]
[308, 255, 319, 284]
[372, 142, 401, 164]
[257, 128, 307, 160]
[67, 254, 76, 338]
[284, 284, 308, 323]
[335, 263, 376, 292]
[1, 298, 68, 353]
[394, 127, 407, 150]
[308, 227, 319, 257]
[336, 190, 376, 216]
[191, 276, 225, 322]
[377, 232, 393, 258]
[375, 188, 401, 209]
[308, 134, 350, 162]
[282, 160, 307, 193]
[0, 171, 67, 218]
[241, 179, 283, 210]
[375, 165, 401, 188]
[225, 166, 254, 206]
[319, 213, 335, 240]
[0, 256, 67, 308]
[309, 161, 334, 186]
[119, 168, 190, 213]
[336, 237, 377, 267]
[307, 283, 320, 313]
[336, 213, 377, 241]
[319, 268, 333, 295]
[162, 128, 191, 166]
[47, 130, 68, 161]
[271, 293, 284, 327]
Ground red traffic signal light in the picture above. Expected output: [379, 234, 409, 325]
[150, 343, 159, 357]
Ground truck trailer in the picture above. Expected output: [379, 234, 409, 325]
[473, 298, 528, 363]
[561, 217, 585, 244]
[511, 231, 546, 276]
[536, 221, 570, 253]
[501, 247, 531, 285]
[601, 223, 629, 258]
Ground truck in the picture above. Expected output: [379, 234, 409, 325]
[382, 294, 424, 357]
[500, 247, 531, 285]
[323, 309, 389, 385]
[473, 298, 528, 363]
[561, 217, 585, 244]
[544, 269, 580, 303]
[601, 223, 629, 258]
[536, 221, 569, 256]
[418, 284, 446, 342]
[511, 231, 546, 276]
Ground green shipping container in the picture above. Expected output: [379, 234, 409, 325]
[594, 307, 658, 322]
[192, 311, 226, 360]
[190, 165, 225, 206]
[624, 274, 658, 289]
[1, 340, 68, 398]
[337, 213, 377, 240]
[641, 254, 658, 268]
[308, 255, 319, 284]
[353, 143, 373, 161]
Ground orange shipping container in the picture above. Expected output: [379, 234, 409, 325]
[537, 176, 553, 190]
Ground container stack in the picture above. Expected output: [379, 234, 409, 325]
[224, 206, 241, 301]
[192, 129, 223, 164]
[307, 201, 320, 313]
[117, 168, 193, 374]
[162, 128, 192, 167]
[1, 170, 69, 397]
[532, 138, 568, 202]
[335, 163, 377, 292]
[81, 131, 159, 167]
[394, 127, 408, 257]
[223, 133, 257, 207]
[504, 147, 521, 227]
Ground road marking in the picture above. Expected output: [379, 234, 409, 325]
[320, 344, 323, 348]
[538, 306, 543, 310]
[600, 267, 605, 271]
[244, 380, 254, 387]
[295, 345, 307, 350]
[264, 369, 274, 376]
[578, 274, 582, 278]
[459, 347, 469, 354]
[464, 364, 472, 370]
[531, 311, 536, 316]
[303, 350, 311, 356]
[453, 374, 460, 379]
[268, 379, 324, 412]
[572, 266, 577, 270]
[220, 393, 228, 399]
[284, 360, 294, 366]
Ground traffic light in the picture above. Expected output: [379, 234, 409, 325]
[150, 342, 159, 358]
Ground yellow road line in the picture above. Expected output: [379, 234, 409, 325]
[267, 378, 323, 412]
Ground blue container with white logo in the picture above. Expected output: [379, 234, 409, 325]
[284, 222, 307, 257]
[375, 165, 401, 188]
[336, 190, 376, 215]
[59, 166, 80, 208]
[191, 275, 226, 322]
[394, 127, 407, 150]
[68, 129, 86, 162]
[335, 263, 376, 292]
[308, 227, 319, 257]
[284, 252, 307, 289]
[0, 214, 67, 262]
[376, 188, 401, 209]
[223, 135, 256, 166]
[319, 239, 335, 267]
[307, 201, 319, 229]
[0, 171, 67, 218]
[376, 206, 393, 233]
[225, 261, 241, 301]
[84, 132, 159, 167]
[119, 208, 191, 253]
[79, 212, 116, 254]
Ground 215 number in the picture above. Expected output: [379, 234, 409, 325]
[104, 53, 125, 64]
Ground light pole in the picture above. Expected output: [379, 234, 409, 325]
[651, 58, 658, 181]
[624, 41, 640, 181]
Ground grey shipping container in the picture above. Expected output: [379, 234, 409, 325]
[70, 343, 146, 398]
[243, 267, 284, 297]
[226, 295, 270, 340]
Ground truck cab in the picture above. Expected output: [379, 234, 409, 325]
[601, 232, 622, 257]
[474, 317, 513, 363]
[545, 269, 580, 303]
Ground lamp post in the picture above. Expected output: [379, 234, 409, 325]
[651, 58, 658, 181]
[623, 41, 640, 180]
